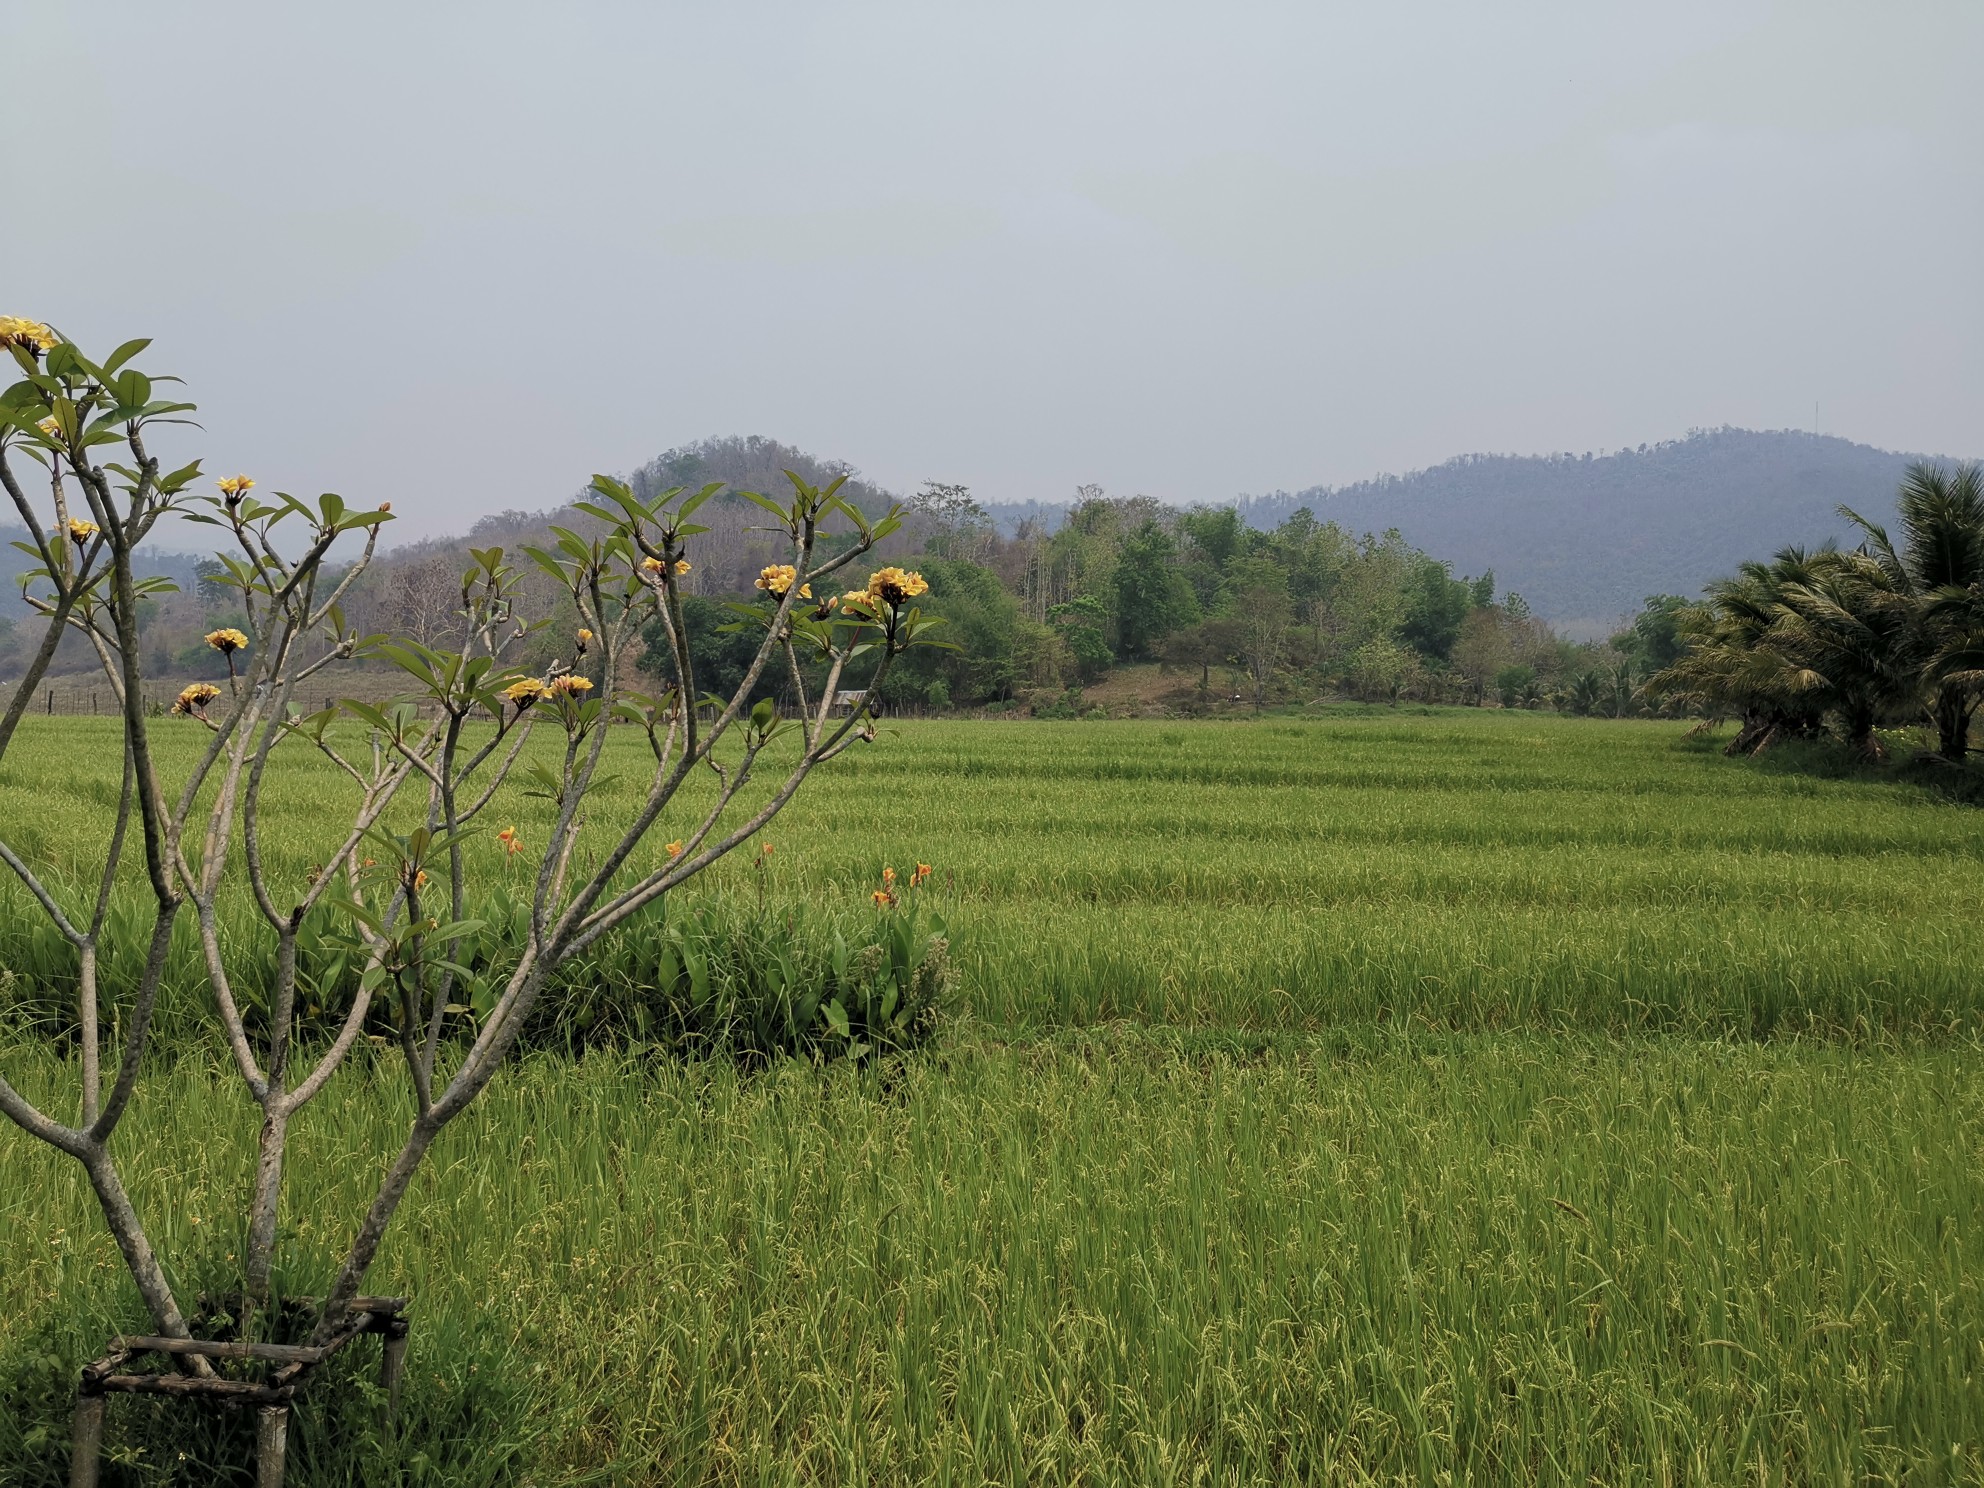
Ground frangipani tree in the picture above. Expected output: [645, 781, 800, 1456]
[0, 320, 948, 1370]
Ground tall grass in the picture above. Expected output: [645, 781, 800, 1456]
[1, 711, 1979, 1041]
[2, 1034, 1979, 1484]
[4, 709, 1982, 1483]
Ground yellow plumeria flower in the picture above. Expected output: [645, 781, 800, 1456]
[756, 564, 799, 596]
[216, 474, 255, 498]
[66, 518, 98, 542]
[642, 556, 693, 577]
[504, 677, 548, 708]
[171, 683, 221, 715]
[36, 416, 60, 440]
[866, 567, 929, 606]
[0, 317, 58, 353]
[548, 674, 594, 697]
[204, 627, 248, 654]
[576, 628, 594, 652]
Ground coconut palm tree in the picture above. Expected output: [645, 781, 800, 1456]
[1772, 551, 1920, 755]
[1646, 546, 1837, 754]
[1843, 462, 1984, 760]
[1608, 661, 1638, 718]
[1563, 670, 1605, 716]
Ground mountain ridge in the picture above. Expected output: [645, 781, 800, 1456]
[986, 428, 1977, 632]
[11, 428, 1971, 637]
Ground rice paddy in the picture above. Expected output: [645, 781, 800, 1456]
[2, 707, 1981, 1483]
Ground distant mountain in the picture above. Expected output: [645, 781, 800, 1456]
[0, 537, 201, 621]
[986, 429, 1977, 634]
[619, 434, 900, 518]
[12, 429, 1970, 640]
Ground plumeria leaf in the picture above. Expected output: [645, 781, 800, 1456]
[736, 488, 793, 524]
[339, 699, 393, 731]
[677, 482, 724, 521]
[101, 338, 152, 375]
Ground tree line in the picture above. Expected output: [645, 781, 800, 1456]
[32, 434, 1971, 754]
[657, 474, 1674, 715]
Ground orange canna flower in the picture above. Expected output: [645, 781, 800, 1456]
[665, 840, 684, 858]
[871, 889, 896, 908]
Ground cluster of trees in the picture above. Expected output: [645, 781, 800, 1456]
[358, 449, 1636, 714]
[676, 479, 1654, 714]
[1646, 463, 1984, 760]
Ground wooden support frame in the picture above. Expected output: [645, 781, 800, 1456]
[68, 1296, 410, 1488]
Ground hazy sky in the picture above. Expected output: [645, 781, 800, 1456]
[5, 2, 1979, 540]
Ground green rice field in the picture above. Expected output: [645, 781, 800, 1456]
[3, 708, 1981, 1484]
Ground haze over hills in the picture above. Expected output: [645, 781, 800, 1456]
[1, 429, 1969, 638]
[990, 429, 1972, 634]
[1248, 430, 1968, 632]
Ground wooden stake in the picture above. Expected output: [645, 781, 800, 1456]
[380, 1330, 409, 1428]
[67, 1393, 105, 1488]
[255, 1404, 289, 1488]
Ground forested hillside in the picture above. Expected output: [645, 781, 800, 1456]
[0, 542, 201, 621]
[9, 430, 1969, 728]
[988, 430, 1967, 632]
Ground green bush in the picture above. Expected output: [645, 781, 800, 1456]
[0, 891, 953, 1070]
[523, 895, 951, 1063]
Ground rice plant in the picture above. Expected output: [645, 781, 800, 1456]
[5, 707, 1983, 1482]
[2, 1033, 1979, 1484]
